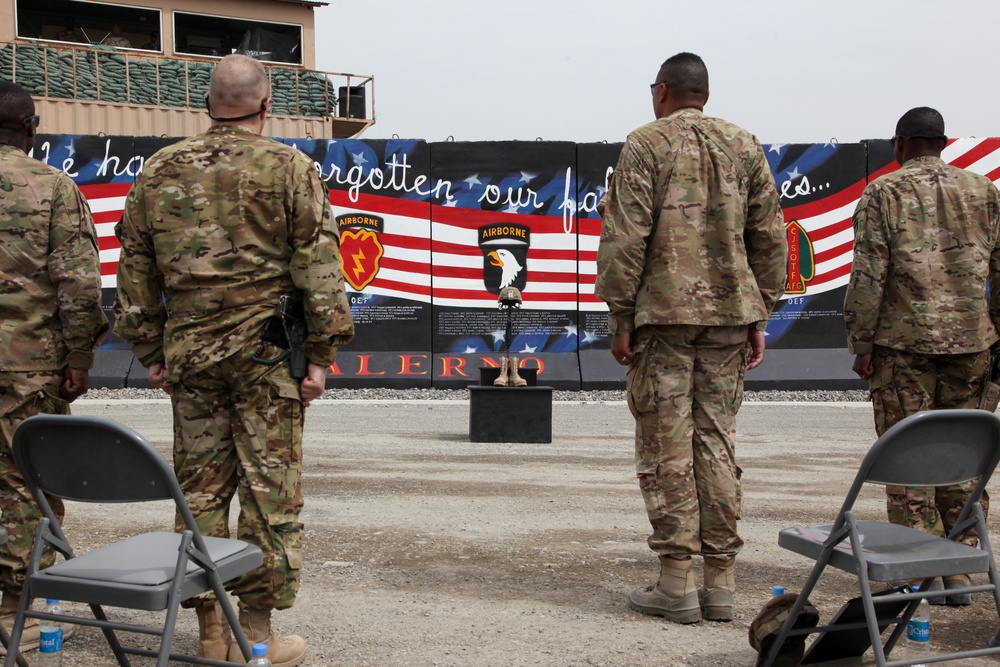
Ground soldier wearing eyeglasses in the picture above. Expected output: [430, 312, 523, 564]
[0, 80, 108, 650]
[595, 53, 786, 625]
[844, 107, 1000, 606]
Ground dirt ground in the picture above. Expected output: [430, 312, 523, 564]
[33, 398, 1000, 666]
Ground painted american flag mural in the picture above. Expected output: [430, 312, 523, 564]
[75, 139, 1000, 298]
[41, 135, 1000, 386]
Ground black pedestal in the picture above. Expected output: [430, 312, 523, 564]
[469, 385, 553, 443]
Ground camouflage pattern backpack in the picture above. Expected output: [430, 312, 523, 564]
[748, 593, 819, 667]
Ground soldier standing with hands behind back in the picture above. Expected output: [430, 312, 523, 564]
[0, 80, 107, 652]
[595, 53, 786, 625]
[844, 106, 1000, 606]
[113, 55, 354, 666]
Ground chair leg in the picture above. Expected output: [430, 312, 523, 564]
[0, 619, 30, 667]
[212, 581, 251, 662]
[155, 531, 195, 667]
[89, 603, 132, 667]
[975, 506, 1000, 600]
[973, 507, 1000, 647]
[846, 515, 885, 666]
[4, 520, 48, 667]
[882, 596, 917, 657]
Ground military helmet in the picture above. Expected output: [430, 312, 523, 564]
[749, 593, 819, 667]
[498, 286, 522, 305]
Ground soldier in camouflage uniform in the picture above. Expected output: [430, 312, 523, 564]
[113, 55, 354, 667]
[0, 80, 107, 650]
[595, 53, 786, 625]
[844, 107, 1000, 606]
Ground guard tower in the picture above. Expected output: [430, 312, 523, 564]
[0, 0, 374, 138]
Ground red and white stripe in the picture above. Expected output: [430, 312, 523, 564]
[774, 137, 1000, 299]
[430, 205, 578, 311]
[82, 183, 130, 289]
[330, 191, 432, 303]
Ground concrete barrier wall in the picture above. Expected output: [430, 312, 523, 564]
[46, 133, 1000, 390]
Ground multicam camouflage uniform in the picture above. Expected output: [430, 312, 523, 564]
[845, 155, 1000, 544]
[114, 125, 354, 610]
[595, 108, 787, 560]
[0, 143, 108, 597]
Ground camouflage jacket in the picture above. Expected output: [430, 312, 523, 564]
[0, 144, 108, 371]
[113, 125, 354, 379]
[594, 108, 787, 333]
[844, 156, 1000, 355]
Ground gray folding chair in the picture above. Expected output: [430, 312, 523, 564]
[3, 414, 263, 667]
[760, 409, 1000, 667]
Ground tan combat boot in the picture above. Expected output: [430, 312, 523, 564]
[227, 602, 306, 667]
[627, 556, 701, 624]
[701, 555, 736, 621]
[943, 574, 973, 606]
[195, 600, 232, 661]
[0, 593, 42, 655]
[507, 356, 527, 387]
[493, 357, 509, 386]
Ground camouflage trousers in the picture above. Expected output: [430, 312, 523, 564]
[871, 345, 990, 546]
[0, 370, 68, 599]
[167, 344, 304, 611]
[627, 324, 748, 560]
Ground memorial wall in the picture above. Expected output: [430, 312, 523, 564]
[40, 133, 1000, 389]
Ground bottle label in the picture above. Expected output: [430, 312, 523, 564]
[39, 627, 63, 653]
[907, 619, 929, 642]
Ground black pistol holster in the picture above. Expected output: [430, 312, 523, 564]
[252, 295, 308, 380]
[980, 350, 1000, 412]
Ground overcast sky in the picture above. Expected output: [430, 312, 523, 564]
[315, 0, 998, 145]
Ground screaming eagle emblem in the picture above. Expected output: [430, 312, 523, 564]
[479, 223, 529, 294]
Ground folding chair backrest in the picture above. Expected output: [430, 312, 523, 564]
[12, 414, 179, 504]
[6, 415, 263, 667]
[862, 409, 1000, 488]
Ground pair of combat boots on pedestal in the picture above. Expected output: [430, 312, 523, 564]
[494, 356, 527, 387]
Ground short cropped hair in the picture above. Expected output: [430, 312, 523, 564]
[0, 80, 34, 131]
[896, 107, 946, 140]
[658, 52, 709, 97]
[208, 55, 270, 113]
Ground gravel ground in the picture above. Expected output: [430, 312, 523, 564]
[81, 387, 870, 402]
[48, 400, 998, 667]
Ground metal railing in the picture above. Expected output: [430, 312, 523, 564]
[0, 41, 373, 119]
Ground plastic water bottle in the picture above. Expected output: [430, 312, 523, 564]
[247, 643, 272, 667]
[905, 586, 931, 667]
[38, 599, 64, 667]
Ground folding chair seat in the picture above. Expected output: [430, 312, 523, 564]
[760, 409, 1000, 667]
[3, 414, 263, 667]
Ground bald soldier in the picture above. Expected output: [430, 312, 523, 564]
[595, 53, 786, 624]
[114, 55, 354, 666]
[845, 107, 1000, 606]
[0, 80, 107, 650]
